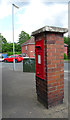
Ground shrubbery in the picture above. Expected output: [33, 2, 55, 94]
[7, 52, 13, 56]
[7, 51, 22, 56]
[64, 53, 68, 59]
[68, 52, 70, 59]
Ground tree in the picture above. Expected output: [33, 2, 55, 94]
[0, 33, 7, 44]
[1, 31, 31, 55]
[18, 31, 31, 45]
[64, 36, 70, 59]
[64, 37, 69, 45]
[15, 43, 21, 52]
[0, 33, 7, 53]
[0, 34, 13, 53]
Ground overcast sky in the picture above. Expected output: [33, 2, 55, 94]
[0, 0, 68, 43]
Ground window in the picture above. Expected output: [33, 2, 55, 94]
[26, 46, 27, 50]
[19, 55, 22, 57]
[8, 56, 12, 58]
[38, 55, 41, 64]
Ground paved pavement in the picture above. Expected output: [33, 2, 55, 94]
[1, 62, 69, 118]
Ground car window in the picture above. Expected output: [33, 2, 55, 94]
[14, 56, 17, 57]
[8, 56, 12, 58]
[19, 55, 22, 57]
[11, 56, 16, 58]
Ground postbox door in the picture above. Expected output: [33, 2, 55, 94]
[35, 40, 44, 79]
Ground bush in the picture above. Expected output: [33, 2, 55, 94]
[7, 51, 22, 56]
[68, 52, 70, 59]
[7, 52, 13, 56]
[15, 51, 22, 55]
[64, 53, 68, 59]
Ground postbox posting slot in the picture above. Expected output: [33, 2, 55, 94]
[36, 45, 41, 48]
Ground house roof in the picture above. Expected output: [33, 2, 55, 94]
[64, 43, 68, 47]
[21, 36, 35, 47]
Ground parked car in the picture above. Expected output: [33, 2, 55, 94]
[3, 55, 23, 63]
[0, 54, 4, 62]
[0, 56, 4, 62]
[20, 53, 25, 57]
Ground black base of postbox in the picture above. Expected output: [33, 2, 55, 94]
[37, 95, 63, 109]
[36, 76, 48, 108]
[37, 95, 48, 109]
[36, 76, 63, 109]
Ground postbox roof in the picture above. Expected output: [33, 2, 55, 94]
[32, 26, 68, 36]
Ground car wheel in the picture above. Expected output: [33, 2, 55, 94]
[15, 59, 18, 63]
[4, 60, 7, 63]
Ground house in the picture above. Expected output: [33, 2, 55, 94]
[64, 43, 68, 55]
[21, 37, 68, 58]
[21, 36, 35, 58]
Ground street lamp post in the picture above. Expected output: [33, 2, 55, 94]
[12, 4, 19, 71]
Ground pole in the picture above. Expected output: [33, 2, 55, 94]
[12, 4, 15, 71]
[12, 4, 19, 71]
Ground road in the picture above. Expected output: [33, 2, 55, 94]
[1, 61, 70, 72]
[2, 61, 23, 71]
[64, 62, 70, 72]
[0, 61, 70, 118]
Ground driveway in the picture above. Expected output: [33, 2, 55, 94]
[1, 62, 69, 118]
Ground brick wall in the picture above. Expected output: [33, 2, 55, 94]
[45, 32, 64, 108]
[64, 46, 67, 55]
[21, 45, 27, 56]
[35, 32, 64, 108]
[21, 44, 35, 57]
[28, 44, 35, 57]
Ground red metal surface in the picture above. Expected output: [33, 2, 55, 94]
[35, 39, 44, 80]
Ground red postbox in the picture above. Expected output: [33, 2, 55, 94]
[32, 26, 68, 108]
[35, 39, 44, 79]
